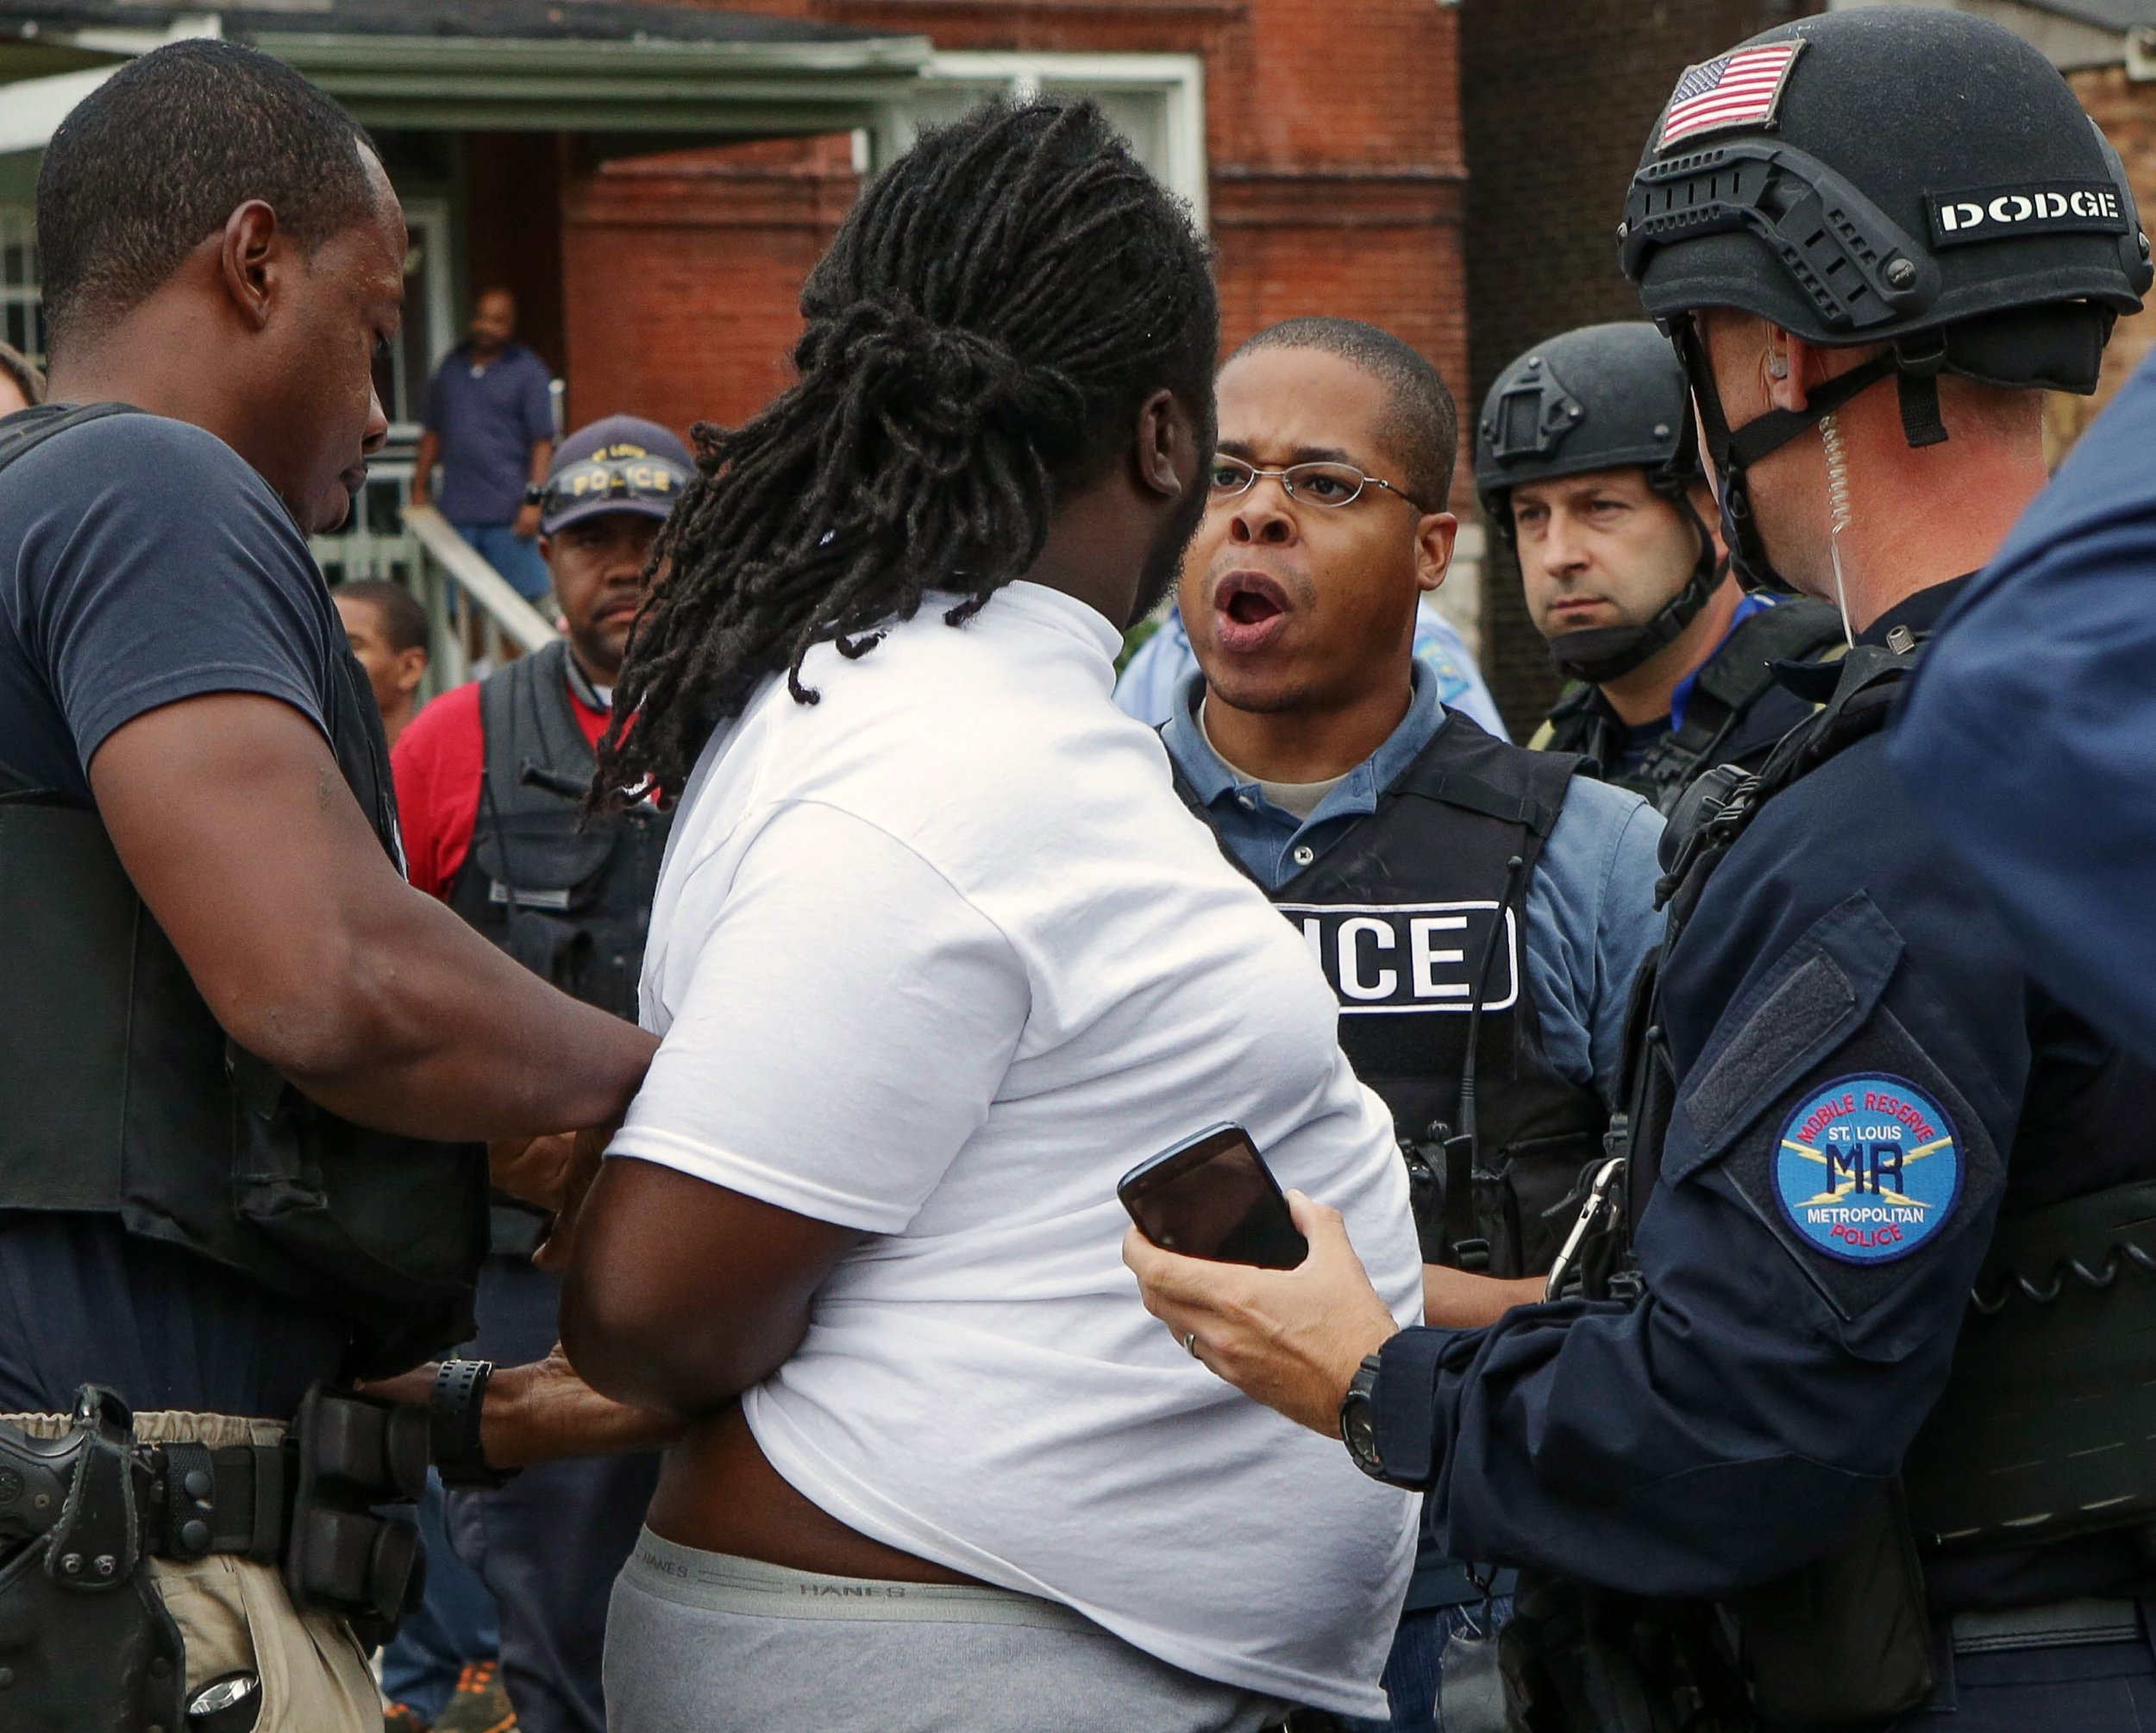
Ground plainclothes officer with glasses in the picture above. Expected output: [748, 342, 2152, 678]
[392, 415, 691, 1733]
[1157, 317, 1663, 1731]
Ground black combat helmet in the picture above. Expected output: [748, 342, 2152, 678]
[1474, 322, 1725, 681]
[1618, 5, 2151, 593]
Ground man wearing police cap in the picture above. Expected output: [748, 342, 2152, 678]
[1125, 10, 2156, 1728]
[392, 413, 689, 1733]
[1476, 323, 1839, 812]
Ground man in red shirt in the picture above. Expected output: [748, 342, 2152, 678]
[396, 413, 685, 912]
[392, 414, 690, 1733]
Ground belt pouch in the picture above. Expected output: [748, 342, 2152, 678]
[1725, 1481, 1934, 1724]
[282, 1385, 429, 1645]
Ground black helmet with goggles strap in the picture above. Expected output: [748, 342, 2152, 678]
[1474, 323, 1727, 683]
[1619, 6, 2150, 593]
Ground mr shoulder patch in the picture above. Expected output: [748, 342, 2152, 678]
[1773, 1074, 1962, 1264]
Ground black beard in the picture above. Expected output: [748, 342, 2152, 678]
[1128, 474, 1211, 627]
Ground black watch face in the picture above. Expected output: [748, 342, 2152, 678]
[1344, 1396, 1381, 1472]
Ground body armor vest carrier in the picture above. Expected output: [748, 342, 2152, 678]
[0, 405, 487, 1377]
[1176, 713, 1606, 1277]
[445, 637, 670, 1026]
[1535, 597, 1845, 814]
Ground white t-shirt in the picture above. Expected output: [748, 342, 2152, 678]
[612, 581, 1423, 1717]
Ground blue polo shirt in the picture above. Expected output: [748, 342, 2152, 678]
[1163, 663, 1664, 1101]
[423, 342, 555, 526]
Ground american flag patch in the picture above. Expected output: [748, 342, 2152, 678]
[1658, 41, 1804, 150]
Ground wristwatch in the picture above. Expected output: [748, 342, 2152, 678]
[1339, 1353, 1388, 1481]
[429, 1359, 517, 1491]
[523, 482, 547, 507]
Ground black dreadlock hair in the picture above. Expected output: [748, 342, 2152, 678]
[595, 97, 1218, 804]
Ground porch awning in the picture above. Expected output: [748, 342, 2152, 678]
[0, 2, 931, 151]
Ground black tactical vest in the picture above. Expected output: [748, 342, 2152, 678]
[0, 405, 487, 1378]
[1176, 713, 1608, 1277]
[444, 638, 670, 1025]
[1536, 597, 1845, 814]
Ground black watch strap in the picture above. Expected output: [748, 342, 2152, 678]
[430, 1359, 516, 1491]
[523, 482, 547, 506]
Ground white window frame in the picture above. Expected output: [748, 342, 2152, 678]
[882, 51, 1207, 230]
[0, 204, 42, 368]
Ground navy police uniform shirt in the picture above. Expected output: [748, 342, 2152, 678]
[1890, 353, 2156, 1070]
[1371, 577, 2153, 1606]
[0, 409, 355, 1417]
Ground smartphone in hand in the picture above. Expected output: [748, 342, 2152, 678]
[1118, 1123, 1308, 1270]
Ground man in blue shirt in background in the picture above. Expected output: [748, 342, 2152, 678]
[1157, 316, 1662, 1731]
[412, 286, 555, 603]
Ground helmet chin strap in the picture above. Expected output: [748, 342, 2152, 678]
[1670, 317, 1936, 600]
[1545, 501, 1727, 683]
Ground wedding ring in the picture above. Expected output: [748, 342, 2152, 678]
[1182, 1331, 1200, 1358]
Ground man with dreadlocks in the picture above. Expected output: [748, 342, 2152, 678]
[555, 99, 1423, 1731]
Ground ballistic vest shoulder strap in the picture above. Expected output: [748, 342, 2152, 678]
[0, 402, 141, 478]
[1388, 708, 1584, 853]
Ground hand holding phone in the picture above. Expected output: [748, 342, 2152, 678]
[1117, 1123, 1308, 1270]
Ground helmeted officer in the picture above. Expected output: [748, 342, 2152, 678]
[1161, 314, 1664, 1731]
[392, 414, 688, 1733]
[1476, 323, 1841, 812]
[1125, 12, 2156, 1730]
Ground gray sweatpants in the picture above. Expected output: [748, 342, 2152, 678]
[605, 1530, 1289, 1733]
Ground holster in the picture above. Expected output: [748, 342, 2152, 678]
[1498, 1571, 1752, 1733]
[0, 1387, 187, 1732]
[1720, 1483, 1934, 1724]
[1495, 1487, 1934, 1730]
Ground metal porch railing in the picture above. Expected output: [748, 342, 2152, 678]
[309, 433, 561, 701]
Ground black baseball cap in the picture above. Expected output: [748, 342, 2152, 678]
[538, 415, 693, 537]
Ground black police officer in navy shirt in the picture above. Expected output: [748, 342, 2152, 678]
[0, 41, 666, 1730]
[1129, 13, 2156, 1730]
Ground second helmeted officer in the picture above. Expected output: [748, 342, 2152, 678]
[1476, 323, 1840, 811]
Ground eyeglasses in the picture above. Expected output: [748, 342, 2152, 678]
[1206, 453, 1424, 511]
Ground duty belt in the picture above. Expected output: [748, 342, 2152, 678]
[0, 1383, 429, 1634]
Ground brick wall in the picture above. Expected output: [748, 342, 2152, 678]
[2056, 66, 2156, 453]
[557, 0, 1473, 551]
[561, 135, 859, 435]
[1460, 0, 1818, 735]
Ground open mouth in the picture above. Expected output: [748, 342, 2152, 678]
[1212, 570, 1294, 653]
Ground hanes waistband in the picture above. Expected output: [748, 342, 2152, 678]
[623, 1529, 1101, 1631]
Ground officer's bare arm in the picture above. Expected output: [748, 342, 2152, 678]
[1425, 1265, 1544, 1329]
[561, 1157, 860, 1419]
[91, 691, 656, 1141]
